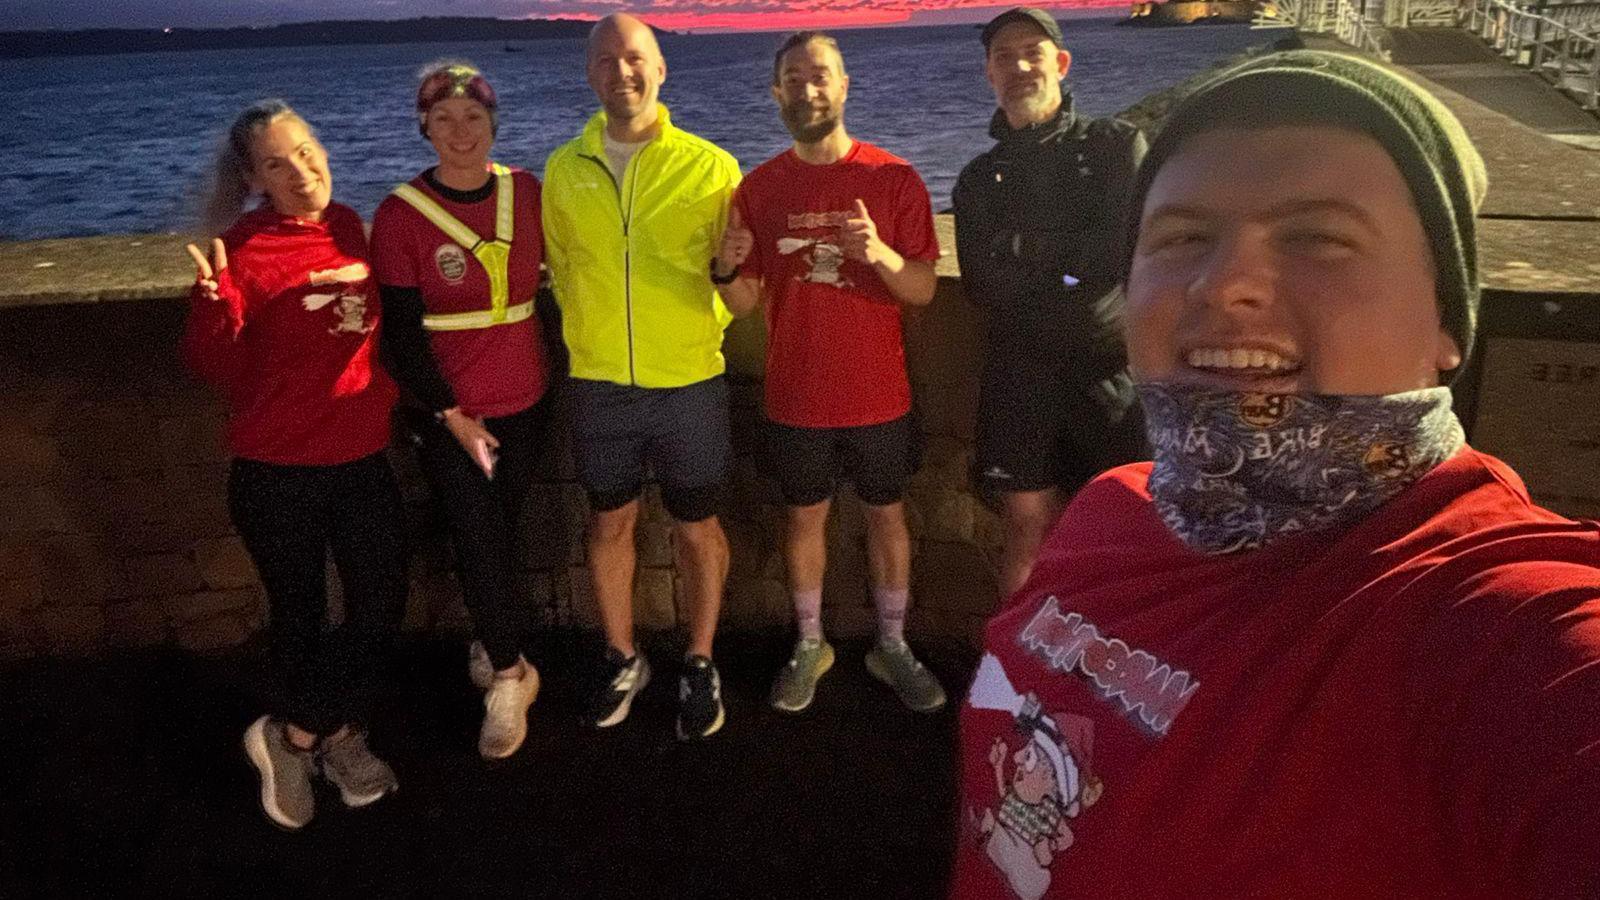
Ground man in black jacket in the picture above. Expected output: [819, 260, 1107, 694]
[954, 7, 1149, 599]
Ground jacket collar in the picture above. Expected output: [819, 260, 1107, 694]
[987, 92, 1079, 145]
[580, 103, 675, 157]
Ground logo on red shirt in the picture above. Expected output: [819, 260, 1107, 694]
[303, 262, 375, 337]
[435, 244, 468, 284]
[967, 653, 1104, 899]
[1017, 596, 1200, 736]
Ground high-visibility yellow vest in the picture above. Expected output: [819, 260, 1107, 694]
[390, 163, 532, 332]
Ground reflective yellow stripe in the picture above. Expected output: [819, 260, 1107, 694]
[390, 165, 517, 326]
[490, 163, 514, 244]
[391, 184, 483, 249]
[477, 240, 512, 322]
[421, 300, 534, 331]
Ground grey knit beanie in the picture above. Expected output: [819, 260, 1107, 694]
[1125, 50, 1489, 380]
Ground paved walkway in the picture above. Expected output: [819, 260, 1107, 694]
[1389, 28, 1600, 146]
[1339, 27, 1600, 300]
[0, 631, 976, 898]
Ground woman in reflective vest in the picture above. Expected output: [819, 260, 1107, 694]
[370, 61, 552, 761]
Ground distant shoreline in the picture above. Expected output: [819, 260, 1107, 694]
[0, 17, 623, 60]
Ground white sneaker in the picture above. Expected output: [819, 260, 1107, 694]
[468, 640, 494, 691]
[478, 657, 540, 760]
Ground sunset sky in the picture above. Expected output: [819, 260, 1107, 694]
[1, 0, 1124, 32]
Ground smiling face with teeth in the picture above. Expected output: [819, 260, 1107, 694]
[1126, 124, 1462, 396]
[587, 15, 666, 133]
[247, 116, 332, 223]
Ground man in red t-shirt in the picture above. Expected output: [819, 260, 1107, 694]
[952, 51, 1600, 898]
[717, 32, 946, 715]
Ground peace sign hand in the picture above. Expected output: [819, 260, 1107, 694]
[185, 238, 229, 303]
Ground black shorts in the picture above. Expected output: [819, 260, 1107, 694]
[764, 415, 918, 507]
[974, 344, 1146, 496]
[568, 376, 730, 522]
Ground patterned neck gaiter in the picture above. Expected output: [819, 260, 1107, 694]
[1139, 383, 1465, 554]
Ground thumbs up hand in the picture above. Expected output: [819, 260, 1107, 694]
[715, 202, 753, 279]
[185, 238, 229, 303]
[838, 197, 885, 265]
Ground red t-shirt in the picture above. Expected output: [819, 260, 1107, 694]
[181, 203, 397, 466]
[369, 167, 548, 419]
[734, 141, 940, 428]
[953, 448, 1600, 898]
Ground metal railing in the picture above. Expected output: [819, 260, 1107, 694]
[1333, 0, 1395, 52]
[1257, 0, 1597, 109]
[1460, 0, 1600, 109]
[1535, 1, 1600, 37]
[1267, 0, 1392, 55]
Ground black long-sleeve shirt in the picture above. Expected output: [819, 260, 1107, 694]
[953, 98, 1147, 353]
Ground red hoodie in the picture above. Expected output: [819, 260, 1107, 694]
[182, 203, 397, 465]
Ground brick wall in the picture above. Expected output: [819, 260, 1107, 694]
[0, 272, 1002, 661]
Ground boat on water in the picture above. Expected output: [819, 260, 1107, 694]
[1121, 0, 1279, 25]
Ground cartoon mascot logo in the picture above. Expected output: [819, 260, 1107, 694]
[967, 654, 1103, 900]
[303, 262, 375, 336]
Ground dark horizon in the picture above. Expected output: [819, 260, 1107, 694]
[0, 9, 1130, 59]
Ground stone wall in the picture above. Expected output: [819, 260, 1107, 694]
[0, 232, 1002, 661]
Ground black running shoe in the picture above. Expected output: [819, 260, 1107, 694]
[677, 655, 725, 741]
[585, 647, 651, 729]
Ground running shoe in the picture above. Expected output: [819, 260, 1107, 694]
[585, 648, 651, 729]
[769, 638, 835, 713]
[468, 639, 494, 691]
[318, 727, 399, 808]
[677, 655, 725, 741]
[865, 640, 947, 713]
[479, 658, 541, 759]
[242, 715, 317, 830]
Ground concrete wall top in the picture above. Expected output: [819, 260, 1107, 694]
[2, 205, 1594, 314]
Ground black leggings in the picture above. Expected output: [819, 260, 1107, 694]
[405, 400, 548, 671]
[228, 453, 408, 737]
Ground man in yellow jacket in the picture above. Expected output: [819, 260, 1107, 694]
[543, 12, 742, 741]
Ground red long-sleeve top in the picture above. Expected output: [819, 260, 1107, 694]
[181, 203, 397, 465]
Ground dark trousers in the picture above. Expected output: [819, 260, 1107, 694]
[405, 400, 547, 671]
[228, 453, 408, 737]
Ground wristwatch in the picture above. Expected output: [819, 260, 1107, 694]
[710, 258, 740, 285]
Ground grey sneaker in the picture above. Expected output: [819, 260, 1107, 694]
[318, 727, 398, 808]
[468, 640, 493, 691]
[242, 715, 317, 830]
[479, 658, 541, 759]
[865, 640, 947, 713]
[769, 638, 835, 713]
